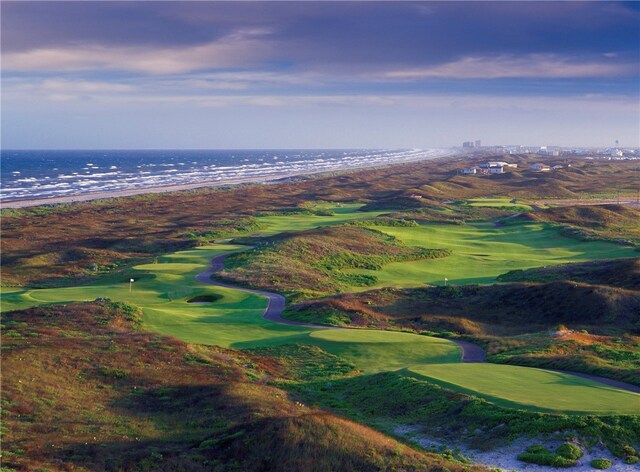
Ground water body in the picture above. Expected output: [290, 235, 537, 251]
[1, 149, 451, 203]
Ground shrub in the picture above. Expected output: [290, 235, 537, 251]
[556, 442, 583, 461]
[590, 458, 612, 469]
[517, 451, 575, 467]
[517, 443, 582, 468]
[526, 445, 550, 454]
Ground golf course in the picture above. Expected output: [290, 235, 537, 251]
[2, 203, 638, 415]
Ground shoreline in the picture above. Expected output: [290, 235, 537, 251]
[1, 150, 456, 209]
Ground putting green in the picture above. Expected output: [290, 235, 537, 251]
[349, 222, 636, 287]
[407, 363, 640, 415]
[462, 197, 533, 211]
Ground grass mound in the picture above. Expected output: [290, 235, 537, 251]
[284, 281, 640, 385]
[526, 204, 640, 245]
[286, 281, 640, 334]
[244, 344, 357, 381]
[1, 302, 479, 472]
[498, 257, 640, 291]
[220, 225, 450, 300]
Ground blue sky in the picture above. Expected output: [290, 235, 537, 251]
[2, 1, 639, 149]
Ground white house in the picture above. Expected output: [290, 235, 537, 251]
[489, 166, 505, 174]
[460, 167, 478, 174]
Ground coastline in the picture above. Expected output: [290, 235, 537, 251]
[1, 149, 457, 209]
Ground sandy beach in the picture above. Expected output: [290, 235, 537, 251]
[1, 170, 304, 209]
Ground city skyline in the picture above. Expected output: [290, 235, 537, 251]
[2, 1, 639, 149]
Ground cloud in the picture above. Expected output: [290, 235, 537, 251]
[2, 28, 275, 74]
[9, 89, 632, 115]
[383, 54, 637, 80]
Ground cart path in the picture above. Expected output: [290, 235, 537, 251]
[195, 254, 334, 329]
[197, 254, 640, 394]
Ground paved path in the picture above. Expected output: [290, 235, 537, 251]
[452, 340, 485, 362]
[196, 254, 334, 329]
[197, 254, 640, 394]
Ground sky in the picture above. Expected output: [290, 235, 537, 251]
[1, 1, 639, 149]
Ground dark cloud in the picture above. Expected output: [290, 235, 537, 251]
[3, 1, 638, 65]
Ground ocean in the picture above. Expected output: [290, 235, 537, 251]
[0, 148, 450, 203]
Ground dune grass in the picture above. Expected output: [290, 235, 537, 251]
[348, 222, 636, 287]
[407, 363, 639, 415]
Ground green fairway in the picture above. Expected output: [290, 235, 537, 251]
[461, 197, 533, 211]
[349, 222, 636, 287]
[407, 363, 640, 415]
[2, 211, 639, 415]
[0, 244, 459, 373]
[253, 203, 384, 236]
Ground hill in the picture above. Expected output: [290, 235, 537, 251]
[284, 281, 640, 385]
[220, 225, 449, 300]
[523, 204, 640, 245]
[286, 281, 640, 335]
[498, 257, 640, 291]
[1, 301, 482, 472]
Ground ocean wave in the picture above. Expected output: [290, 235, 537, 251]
[1, 148, 452, 202]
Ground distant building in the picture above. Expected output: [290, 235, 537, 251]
[489, 167, 504, 174]
[460, 167, 478, 174]
[531, 163, 550, 171]
[462, 141, 475, 148]
[552, 165, 563, 170]
[487, 161, 509, 168]
[474, 140, 481, 148]
[610, 148, 623, 157]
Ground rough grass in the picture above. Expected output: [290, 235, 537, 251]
[1, 302, 483, 472]
[220, 225, 450, 300]
[524, 204, 640, 246]
[486, 330, 640, 387]
[285, 371, 640, 456]
[498, 257, 640, 291]
[286, 281, 640, 335]
[243, 344, 357, 381]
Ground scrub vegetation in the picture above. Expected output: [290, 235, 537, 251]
[220, 225, 451, 300]
[2, 155, 639, 470]
[1, 302, 483, 472]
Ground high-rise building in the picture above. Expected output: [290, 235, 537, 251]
[475, 140, 481, 148]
